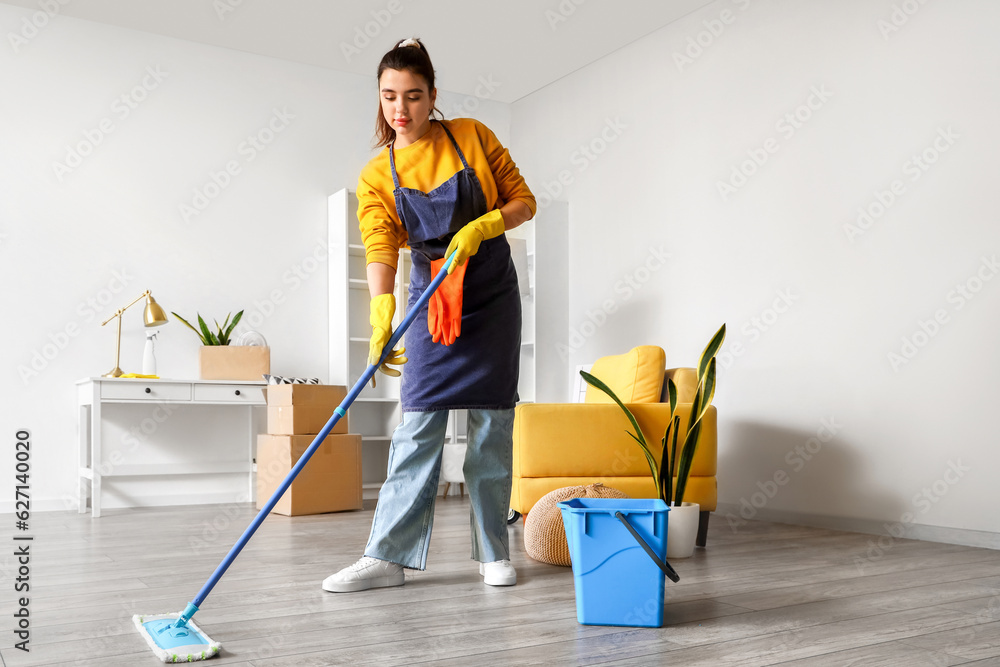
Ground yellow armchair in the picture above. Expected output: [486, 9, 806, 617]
[511, 348, 718, 546]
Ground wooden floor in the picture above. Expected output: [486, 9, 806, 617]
[3, 498, 1000, 667]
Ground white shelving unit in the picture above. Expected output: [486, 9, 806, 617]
[505, 225, 535, 404]
[330, 189, 406, 498]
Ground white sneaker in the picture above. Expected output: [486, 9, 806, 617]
[480, 559, 517, 586]
[322, 556, 404, 593]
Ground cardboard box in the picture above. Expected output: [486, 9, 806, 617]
[264, 383, 347, 407]
[256, 433, 362, 516]
[266, 405, 348, 435]
[263, 384, 348, 434]
[200, 346, 270, 381]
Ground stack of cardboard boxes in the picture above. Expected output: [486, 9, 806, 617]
[256, 384, 363, 516]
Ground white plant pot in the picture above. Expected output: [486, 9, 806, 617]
[666, 501, 700, 559]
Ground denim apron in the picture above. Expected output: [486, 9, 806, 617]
[390, 120, 521, 412]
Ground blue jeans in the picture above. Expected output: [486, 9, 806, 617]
[364, 408, 514, 570]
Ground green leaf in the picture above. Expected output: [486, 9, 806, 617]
[659, 421, 673, 502]
[695, 357, 717, 424]
[198, 314, 220, 346]
[223, 310, 243, 345]
[673, 419, 702, 506]
[665, 377, 677, 419]
[688, 380, 704, 440]
[171, 312, 208, 345]
[627, 431, 660, 493]
[669, 415, 680, 479]
[697, 323, 726, 382]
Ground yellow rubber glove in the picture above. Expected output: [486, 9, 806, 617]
[368, 293, 406, 387]
[444, 209, 505, 274]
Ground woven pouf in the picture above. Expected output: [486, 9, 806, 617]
[524, 483, 630, 566]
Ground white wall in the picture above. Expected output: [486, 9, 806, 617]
[511, 0, 1000, 546]
[0, 6, 511, 510]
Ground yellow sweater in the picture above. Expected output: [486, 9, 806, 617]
[357, 118, 536, 267]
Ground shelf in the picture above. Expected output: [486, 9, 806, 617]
[349, 244, 365, 256]
[86, 462, 253, 477]
[349, 279, 369, 290]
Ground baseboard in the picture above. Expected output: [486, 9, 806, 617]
[715, 502, 1000, 550]
[1, 491, 252, 514]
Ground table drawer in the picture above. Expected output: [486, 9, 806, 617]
[194, 383, 265, 404]
[101, 382, 191, 402]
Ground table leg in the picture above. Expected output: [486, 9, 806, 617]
[248, 405, 255, 504]
[91, 387, 102, 518]
[78, 403, 88, 513]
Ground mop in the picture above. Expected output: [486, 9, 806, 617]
[134, 252, 457, 662]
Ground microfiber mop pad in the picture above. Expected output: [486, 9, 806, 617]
[133, 612, 220, 663]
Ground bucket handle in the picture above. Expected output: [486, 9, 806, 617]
[614, 511, 680, 583]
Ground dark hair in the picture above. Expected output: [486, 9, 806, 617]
[373, 38, 443, 148]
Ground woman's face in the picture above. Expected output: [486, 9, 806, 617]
[379, 68, 436, 148]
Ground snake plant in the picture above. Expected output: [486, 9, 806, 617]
[171, 310, 244, 346]
[580, 323, 725, 506]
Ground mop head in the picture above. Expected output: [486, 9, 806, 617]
[133, 613, 221, 662]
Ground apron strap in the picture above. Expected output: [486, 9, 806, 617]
[438, 122, 471, 170]
[389, 120, 471, 190]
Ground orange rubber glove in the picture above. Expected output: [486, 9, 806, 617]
[428, 256, 468, 346]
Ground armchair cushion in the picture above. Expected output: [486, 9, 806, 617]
[584, 345, 666, 404]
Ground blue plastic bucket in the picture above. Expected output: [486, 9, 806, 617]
[558, 498, 671, 628]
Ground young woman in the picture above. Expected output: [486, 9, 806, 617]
[323, 38, 535, 592]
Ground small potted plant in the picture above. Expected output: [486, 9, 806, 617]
[581, 324, 724, 558]
[172, 310, 270, 381]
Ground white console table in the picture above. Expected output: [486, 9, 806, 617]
[76, 377, 266, 517]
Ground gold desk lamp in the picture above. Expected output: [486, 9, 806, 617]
[101, 290, 168, 377]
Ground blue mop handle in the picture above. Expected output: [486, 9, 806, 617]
[176, 251, 457, 626]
